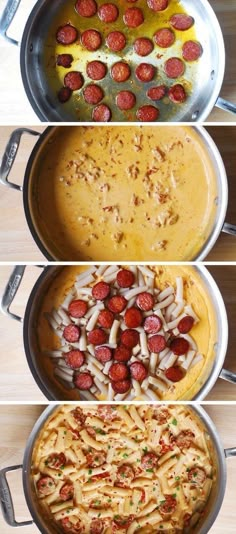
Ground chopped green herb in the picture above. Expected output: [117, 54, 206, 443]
[171, 418, 178, 426]
[123, 453, 128, 458]
[142, 447, 148, 453]
[88, 469, 93, 475]
[146, 468, 154, 473]
[172, 493, 177, 498]
[175, 476, 180, 481]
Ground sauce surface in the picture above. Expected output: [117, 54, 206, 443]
[30, 126, 217, 261]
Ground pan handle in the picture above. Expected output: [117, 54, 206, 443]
[222, 223, 236, 236]
[219, 368, 236, 385]
[216, 97, 236, 115]
[225, 448, 236, 458]
[0, 0, 22, 45]
[0, 127, 40, 191]
[0, 265, 26, 322]
[0, 465, 33, 527]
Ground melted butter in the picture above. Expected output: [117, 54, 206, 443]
[30, 125, 217, 261]
[37, 265, 217, 401]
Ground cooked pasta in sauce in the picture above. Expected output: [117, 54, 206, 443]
[32, 404, 216, 534]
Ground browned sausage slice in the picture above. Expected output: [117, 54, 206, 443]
[87, 328, 107, 345]
[147, 0, 168, 11]
[147, 334, 166, 353]
[58, 87, 72, 103]
[121, 329, 139, 348]
[130, 361, 148, 382]
[159, 495, 177, 516]
[154, 28, 175, 48]
[124, 307, 142, 328]
[165, 366, 184, 382]
[116, 91, 136, 110]
[57, 54, 73, 68]
[65, 350, 85, 369]
[83, 84, 104, 105]
[47, 452, 66, 469]
[63, 324, 80, 342]
[188, 467, 206, 485]
[81, 29, 102, 51]
[98, 3, 119, 23]
[147, 85, 166, 100]
[144, 314, 162, 334]
[136, 291, 154, 311]
[92, 104, 112, 122]
[117, 269, 135, 288]
[136, 105, 159, 121]
[111, 379, 131, 393]
[168, 84, 186, 103]
[74, 372, 94, 390]
[56, 25, 78, 45]
[60, 482, 74, 501]
[182, 40, 203, 61]
[135, 63, 156, 82]
[37, 476, 56, 496]
[170, 13, 194, 31]
[175, 430, 195, 448]
[90, 519, 104, 534]
[86, 451, 106, 467]
[170, 337, 189, 355]
[69, 299, 88, 318]
[95, 345, 113, 363]
[98, 309, 114, 328]
[178, 315, 194, 333]
[164, 57, 185, 78]
[111, 62, 131, 83]
[141, 452, 158, 469]
[87, 60, 107, 80]
[75, 0, 97, 17]
[109, 362, 129, 381]
[124, 7, 144, 28]
[106, 31, 126, 51]
[92, 281, 110, 300]
[108, 295, 127, 313]
[116, 465, 135, 486]
[64, 72, 84, 91]
[114, 345, 132, 362]
[134, 37, 154, 57]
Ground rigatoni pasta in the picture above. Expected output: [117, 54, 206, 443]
[31, 404, 216, 533]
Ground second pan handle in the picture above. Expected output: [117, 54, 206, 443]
[0, 0, 21, 45]
[0, 266, 26, 322]
[0, 128, 40, 191]
[222, 223, 236, 236]
[216, 97, 236, 116]
[220, 368, 236, 385]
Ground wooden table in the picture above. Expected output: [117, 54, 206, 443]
[0, 0, 235, 123]
[0, 264, 235, 401]
[0, 405, 235, 533]
[0, 124, 236, 260]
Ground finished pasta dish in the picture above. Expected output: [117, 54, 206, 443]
[32, 404, 215, 533]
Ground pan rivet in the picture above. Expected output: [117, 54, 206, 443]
[211, 70, 215, 80]
[30, 44, 33, 52]
[191, 111, 199, 120]
[213, 342, 218, 352]
[214, 196, 219, 206]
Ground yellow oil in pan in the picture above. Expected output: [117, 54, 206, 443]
[43, 0, 201, 122]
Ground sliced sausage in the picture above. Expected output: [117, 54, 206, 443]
[83, 84, 104, 104]
[92, 281, 110, 300]
[147, 0, 168, 11]
[147, 85, 166, 101]
[117, 269, 135, 288]
[56, 25, 78, 45]
[182, 40, 203, 61]
[114, 345, 132, 362]
[112, 517, 134, 530]
[116, 465, 135, 486]
[147, 334, 166, 353]
[188, 467, 206, 486]
[170, 337, 189, 355]
[111, 62, 131, 83]
[58, 87, 72, 103]
[120, 329, 139, 348]
[170, 13, 194, 31]
[65, 349, 85, 369]
[111, 379, 131, 394]
[98, 3, 119, 23]
[175, 430, 195, 449]
[60, 482, 74, 501]
[86, 451, 106, 467]
[116, 91, 136, 110]
[90, 519, 104, 534]
[106, 31, 126, 52]
[81, 29, 102, 51]
[61, 517, 83, 534]
[74, 372, 94, 390]
[98, 309, 114, 328]
[71, 406, 86, 424]
[68, 299, 88, 318]
[136, 105, 159, 121]
[97, 405, 119, 421]
[159, 494, 177, 516]
[153, 407, 170, 424]
[75, 0, 97, 17]
[107, 295, 127, 313]
[46, 452, 66, 469]
[154, 28, 175, 48]
[165, 366, 184, 382]
[37, 476, 56, 496]
[141, 452, 158, 470]
[168, 83, 186, 103]
[134, 37, 154, 57]
[63, 324, 80, 343]
[164, 57, 185, 78]
[178, 315, 194, 334]
[95, 345, 113, 363]
[57, 54, 73, 68]
[92, 104, 112, 122]
[135, 63, 155, 82]
[109, 362, 129, 381]
[136, 291, 154, 311]
[124, 7, 144, 28]
[87, 61, 107, 81]
[144, 314, 162, 334]
[87, 328, 108, 345]
[64, 71, 84, 91]
[124, 307, 142, 328]
[130, 361, 148, 382]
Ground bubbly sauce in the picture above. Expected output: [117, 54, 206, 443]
[30, 126, 217, 261]
[37, 265, 217, 400]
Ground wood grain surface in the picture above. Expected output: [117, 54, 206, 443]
[0, 264, 235, 401]
[0, 404, 235, 533]
[0, 124, 236, 260]
[0, 0, 235, 123]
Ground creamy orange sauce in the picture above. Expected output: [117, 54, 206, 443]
[29, 126, 217, 261]
[37, 265, 217, 400]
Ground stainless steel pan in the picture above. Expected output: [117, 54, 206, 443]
[1, 264, 236, 401]
[1, 125, 236, 261]
[0, 405, 235, 533]
[0, 0, 236, 122]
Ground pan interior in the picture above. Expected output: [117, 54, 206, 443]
[20, 0, 224, 122]
[26, 125, 221, 262]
